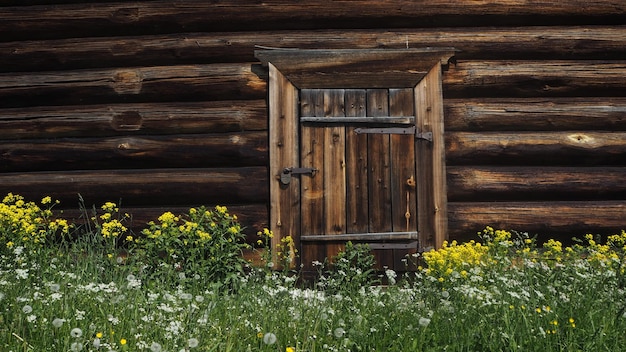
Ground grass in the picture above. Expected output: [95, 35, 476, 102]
[1, 195, 626, 351]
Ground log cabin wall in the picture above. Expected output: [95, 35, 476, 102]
[1, 1, 625, 246]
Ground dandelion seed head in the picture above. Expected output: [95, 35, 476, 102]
[70, 341, 83, 351]
[22, 305, 33, 314]
[150, 342, 162, 352]
[52, 318, 65, 328]
[418, 317, 431, 327]
[188, 337, 199, 348]
[263, 332, 277, 345]
[333, 327, 345, 338]
[71, 327, 83, 338]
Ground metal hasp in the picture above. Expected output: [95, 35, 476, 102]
[280, 167, 317, 185]
[353, 126, 433, 142]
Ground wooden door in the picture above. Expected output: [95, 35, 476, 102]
[256, 48, 454, 275]
[298, 88, 418, 272]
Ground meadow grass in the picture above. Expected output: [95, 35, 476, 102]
[1, 194, 626, 351]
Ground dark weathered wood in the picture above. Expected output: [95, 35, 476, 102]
[302, 232, 418, 242]
[256, 48, 455, 89]
[322, 89, 347, 261]
[444, 61, 626, 98]
[2, 1, 624, 41]
[446, 131, 626, 166]
[0, 132, 268, 172]
[2, 26, 626, 72]
[389, 88, 417, 269]
[300, 89, 326, 272]
[367, 89, 392, 233]
[345, 90, 369, 235]
[447, 166, 626, 201]
[59, 203, 269, 244]
[4, 60, 626, 109]
[415, 64, 448, 250]
[0, 167, 268, 206]
[268, 63, 300, 268]
[448, 201, 626, 241]
[0, 64, 266, 108]
[0, 100, 267, 140]
[445, 98, 626, 132]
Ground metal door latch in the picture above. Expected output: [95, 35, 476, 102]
[280, 167, 317, 185]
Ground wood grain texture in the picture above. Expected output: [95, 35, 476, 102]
[3, 26, 626, 72]
[444, 61, 626, 98]
[2, 1, 624, 41]
[268, 64, 299, 268]
[445, 98, 626, 132]
[299, 89, 326, 271]
[0, 64, 266, 108]
[448, 201, 626, 241]
[415, 64, 448, 250]
[0, 132, 268, 172]
[447, 166, 626, 201]
[0, 167, 268, 207]
[0, 101, 267, 140]
[446, 131, 626, 166]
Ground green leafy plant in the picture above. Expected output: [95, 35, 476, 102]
[320, 241, 378, 293]
[138, 205, 250, 288]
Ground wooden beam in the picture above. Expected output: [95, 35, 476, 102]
[445, 98, 626, 132]
[444, 61, 626, 98]
[448, 201, 626, 241]
[446, 131, 626, 166]
[3, 26, 626, 72]
[0, 101, 267, 140]
[3, 60, 626, 109]
[1, 1, 624, 41]
[256, 48, 456, 89]
[0, 132, 268, 172]
[0, 167, 268, 206]
[447, 166, 626, 201]
[0, 64, 266, 108]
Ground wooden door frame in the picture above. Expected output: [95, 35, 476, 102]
[255, 48, 456, 267]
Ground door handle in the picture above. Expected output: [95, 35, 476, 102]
[280, 167, 317, 185]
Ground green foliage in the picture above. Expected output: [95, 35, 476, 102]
[138, 205, 250, 288]
[319, 241, 378, 293]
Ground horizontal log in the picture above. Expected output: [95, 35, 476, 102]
[446, 131, 626, 166]
[447, 166, 626, 201]
[448, 201, 626, 242]
[0, 64, 266, 108]
[0, 167, 268, 206]
[57, 203, 269, 244]
[3, 26, 626, 72]
[445, 98, 626, 132]
[0, 100, 267, 140]
[4, 60, 626, 108]
[0, 132, 268, 172]
[444, 61, 626, 98]
[1, 1, 624, 41]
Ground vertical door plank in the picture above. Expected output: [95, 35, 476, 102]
[268, 63, 300, 268]
[345, 89, 369, 234]
[415, 65, 449, 250]
[300, 89, 326, 273]
[366, 89, 393, 268]
[324, 89, 347, 261]
[366, 89, 392, 232]
[389, 88, 418, 270]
